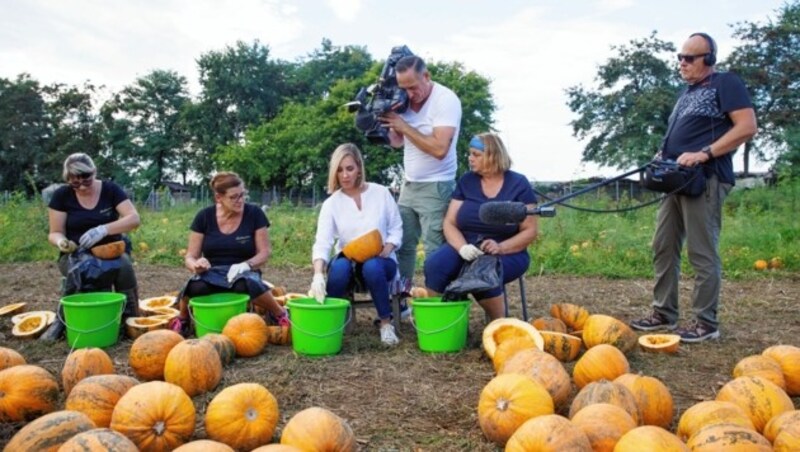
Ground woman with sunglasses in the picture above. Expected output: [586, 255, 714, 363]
[169, 172, 288, 336]
[46, 152, 141, 338]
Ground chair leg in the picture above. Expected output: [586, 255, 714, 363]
[519, 277, 529, 321]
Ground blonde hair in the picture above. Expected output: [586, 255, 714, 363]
[62, 153, 96, 181]
[327, 143, 366, 194]
[474, 133, 512, 174]
[210, 172, 243, 195]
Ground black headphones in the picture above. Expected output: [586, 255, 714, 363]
[690, 32, 717, 66]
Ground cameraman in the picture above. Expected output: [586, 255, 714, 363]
[379, 55, 462, 292]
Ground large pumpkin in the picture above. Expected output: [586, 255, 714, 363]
[614, 425, 689, 452]
[613, 373, 673, 429]
[57, 428, 139, 452]
[280, 407, 357, 451]
[341, 229, 383, 263]
[205, 383, 280, 451]
[569, 379, 641, 425]
[549, 303, 590, 332]
[763, 344, 800, 396]
[491, 335, 538, 372]
[477, 373, 554, 446]
[128, 329, 184, 381]
[774, 425, 800, 452]
[733, 354, 786, 390]
[172, 439, 236, 451]
[498, 348, 572, 409]
[539, 331, 583, 362]
[163, 339, 222, 397]
[763, 410, 800, 443]
[65, 374, 139, 428]
[0, 346, 25, 371]
[715, 375, 794, 432]
[686, 423, 772, 451]
[4, 410, 96, 451]
[531, 316, 567, 333]
[676, 400, 755, 441]
[505, 414, 592, 452]
[570, 403, 637, 452]
[201, 333, 237, 366]
[222, 313, 269, 357]
[266, 325, 291, 345]
[62, 347, 115, 395]
[0, 364, 60, 422]
[581, 314, 637, 354]
[110, 381, 196, 452]
[572, 344, 629, 389]
[251, 445, 303, 451]
[482, 317, 544, 359]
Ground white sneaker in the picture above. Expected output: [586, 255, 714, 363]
[380, 323, 400, 346]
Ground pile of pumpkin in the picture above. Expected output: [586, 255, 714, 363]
[476, 302, 800, 450]
[0, 311, 356, 451]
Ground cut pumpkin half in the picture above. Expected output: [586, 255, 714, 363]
[139, 295, 177, 315]
[125, 316, 168, 339]
[482, 317, 544, 359]
[638, 334, 681, 354]
[11, 312, 49, 339]
[12, 310, 56, 326]
[0, 302, 26, 316]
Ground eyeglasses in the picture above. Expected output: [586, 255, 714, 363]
[68, 172, 94, 187]
[226, 190, 248, 202]
[677, 53, 709, 64]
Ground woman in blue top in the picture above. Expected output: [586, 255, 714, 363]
[423, 133, 539, 320]
[169, 172, 287, 336]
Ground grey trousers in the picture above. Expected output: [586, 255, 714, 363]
[651, 175, 732, 328]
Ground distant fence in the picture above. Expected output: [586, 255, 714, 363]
[129, 185, 329, 211]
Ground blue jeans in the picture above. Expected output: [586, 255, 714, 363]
[327, 255, 398, 320]
[424, 244, 529, 299]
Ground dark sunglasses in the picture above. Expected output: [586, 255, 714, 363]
[677, 53, 708, 63]
[68, 172, 94, 186]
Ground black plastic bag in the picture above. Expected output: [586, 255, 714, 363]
[442, 254, 503, 301]
[64, 251, 123, 294]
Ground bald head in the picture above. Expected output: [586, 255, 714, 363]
[678, 33, 716, 84]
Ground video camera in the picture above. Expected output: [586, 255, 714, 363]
[346, 45, 414, 145]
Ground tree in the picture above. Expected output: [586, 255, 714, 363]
[0, 74, 49, 192]
[288, 38, 373, 101]
[566, 32, 681, 170]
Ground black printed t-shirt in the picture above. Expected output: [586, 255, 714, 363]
[190, 203, 269, 267]
[48, 181, 128, 246]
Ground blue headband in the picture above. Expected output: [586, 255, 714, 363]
[469, 136, 485, 152]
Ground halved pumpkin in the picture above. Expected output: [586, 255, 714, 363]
[12, 310, 56, 326]
[638, 334, 681, 354]
[341, 229, 383, 263]
[125, 317, 168, 339]
[90, 240, 126, 259]
[149, 306, 180, 320]
[11, 312, 49, 339]
[540, 331, 583, 362]
[482, 318, 544, 359]
[0, 302, 26, 316]
[274, 293, 306, 306]
[139, 295, 177, 315]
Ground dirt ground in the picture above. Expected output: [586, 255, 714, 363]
[1, 261, 799, 450]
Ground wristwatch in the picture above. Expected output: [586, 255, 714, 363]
[701, 145, 714, 160]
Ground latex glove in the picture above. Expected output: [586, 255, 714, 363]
[227, 262, 251, 283]
[310, 273, 327, 304]
[57, 238, 78, 253]
[78, 225, 108, 250]
[458, 244, 484, 262]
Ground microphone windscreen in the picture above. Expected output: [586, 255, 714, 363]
[479, 202, 527, 225]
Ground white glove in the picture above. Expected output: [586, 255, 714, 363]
[458, 244, 484, 262]
[227, 262, 251, 283]
[78, 225, 108, 249]
[310, 273, 327, 304]
[57, 238, 78, 253]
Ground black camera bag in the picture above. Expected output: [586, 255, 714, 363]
[643, 160, 707, 197]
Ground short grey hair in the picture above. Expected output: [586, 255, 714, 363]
[62, 153, 96, 181]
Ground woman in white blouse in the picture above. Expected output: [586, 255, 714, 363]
[309, 143, 403, 345]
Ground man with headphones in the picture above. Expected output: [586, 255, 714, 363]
[630, 32, 757, 342]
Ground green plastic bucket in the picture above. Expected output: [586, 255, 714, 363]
[189, 293, 249, 337]
[60, 292, 124, 348]
[286, 297, 350, 356]
[411, 297, 471, 353]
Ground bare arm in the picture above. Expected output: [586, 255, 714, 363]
[248, 227, 271, 268]
[442, 199, 468, 249]
[184, 231, 210, 274]
[48, 209, 69, 246]
[381, 112, 456, 160]
[678, 107, 758, 166]
[105, 200, 141, 235]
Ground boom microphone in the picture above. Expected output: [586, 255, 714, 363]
[479, 201, 557, 224]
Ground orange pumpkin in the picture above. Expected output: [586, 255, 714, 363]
[505, 414, 592, 452]
[202, 333, 237, 366]
[763, 410, 800, 443]
[58, 428, 139, 452]
[0, 346, 25, 371]
[571, 403, 637, 452]
[774, 425, 800, 452]
[581, 314, 637, 354]
[733, 354, 786, 389]
[715, 375, 794, 432]
[222, 313, 269, 357]
[251, 445, 303, 452]
[569, 380, 641, 425]
[280, 407, 356, 451]
[572, 344, 629, 389]
[90, 240, 126, 259]
[763, 344, 800, 396]
[163, 339, 222, 397]
[539, 331, 583, 362]
[482, 317, 544, 359]
[341, 229, 383, 263]
[613, 373, 673, 429]
[0, 364, 60, 422]
[266, 325, 291, 345]
[110, 381, 196, 451]
[498, 348, 572, 409]
[531, 316, 568, 333]
[549, 303, 589, 331]
[686, 423, 771, 451]
[205, 383, 280, 451]
[65, 374, 139, 428]
[62, 347, 115, 395]
[172, 439, 236, 451]
[676, 400, 755, 441]
[128, 329, 184, 381]
[4, 410, 96, 451]
[614, 425, 689, 451]
[637, 334, 680, 354]
[491, 335, 538, 372]
[477, 373, 555, 446]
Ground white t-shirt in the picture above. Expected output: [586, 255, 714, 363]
[401, 82, 462, 182]
[312, 183, 403, 263]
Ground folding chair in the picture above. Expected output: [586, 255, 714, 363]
[485, 276, 530, 323]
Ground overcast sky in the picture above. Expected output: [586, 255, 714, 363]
[0, 0, 785, 181]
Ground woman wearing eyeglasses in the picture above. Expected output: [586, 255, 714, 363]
[46, 152, 141, 338]
[169, 171, 288, 337]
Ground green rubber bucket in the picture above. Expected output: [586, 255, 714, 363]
[286, 297, 350, 357]
[411, 297, 471, 353]
[60, 292, 124, 348]
[189, 293, 249, 337]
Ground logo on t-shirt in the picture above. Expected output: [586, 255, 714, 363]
[99, 207, 114, 217]
[235, 235, 252, 245]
